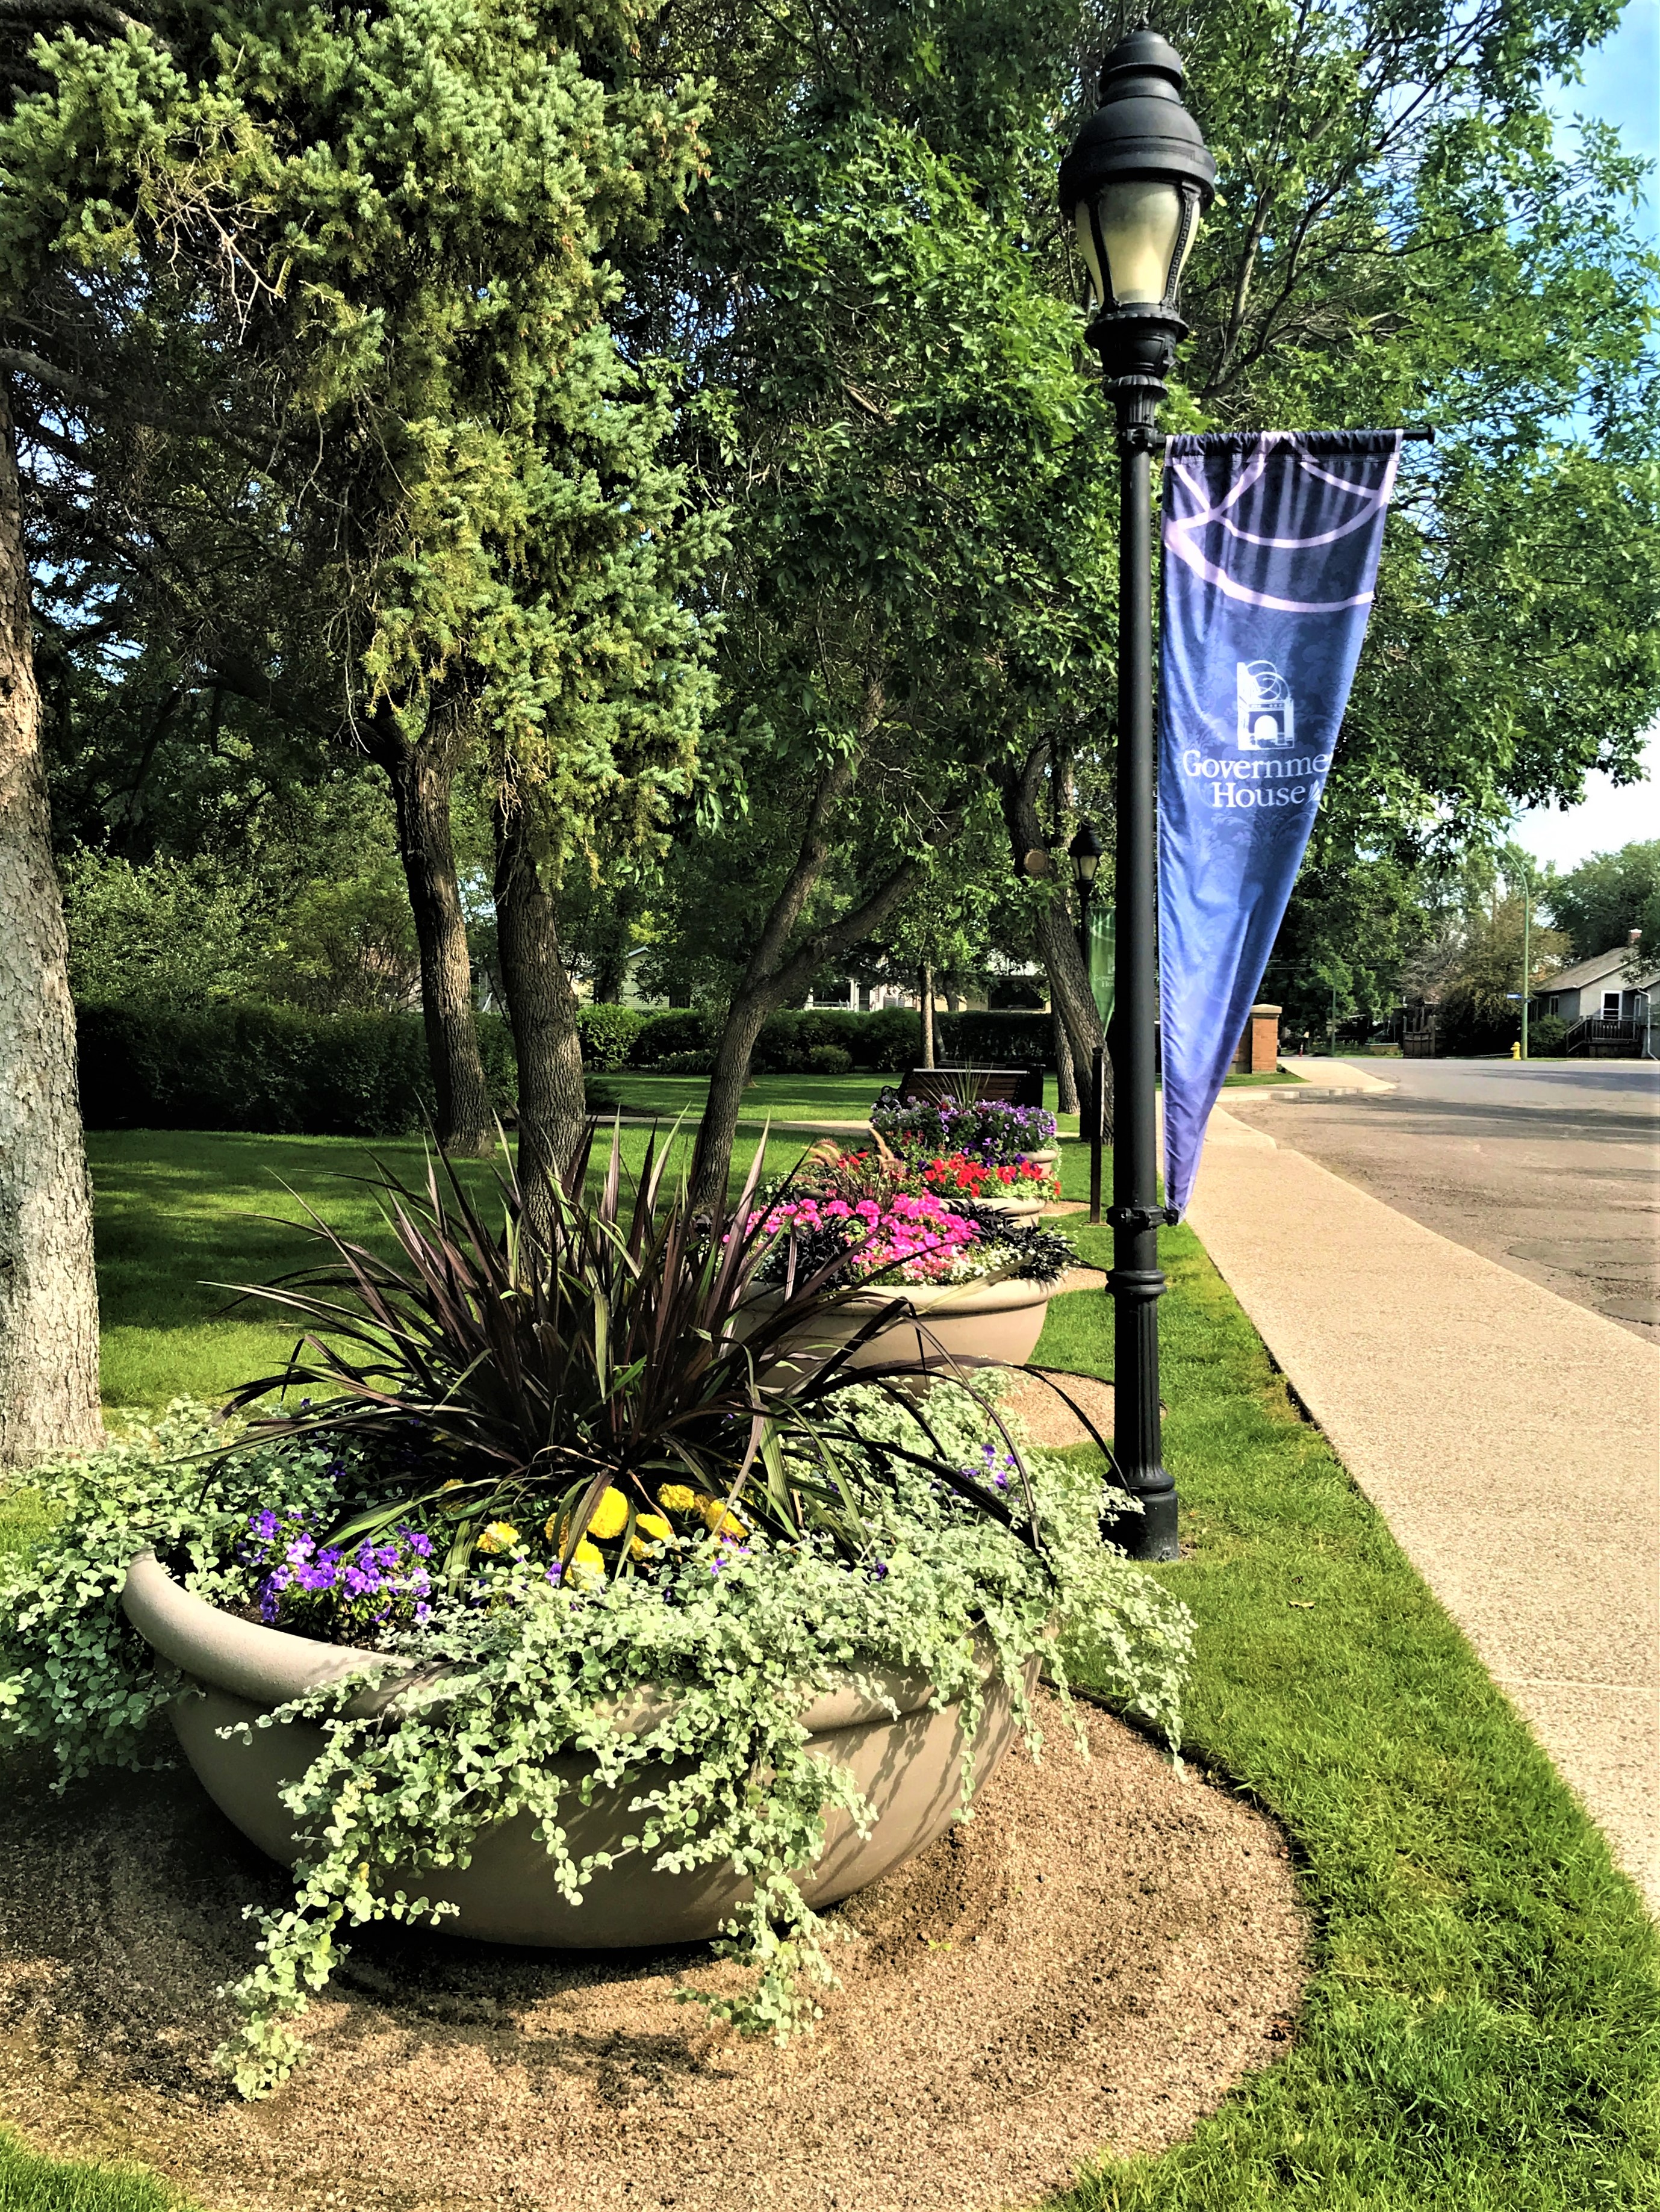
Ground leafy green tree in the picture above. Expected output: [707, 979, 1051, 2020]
[1390, 843, 1569, 1049]
[45, 650, 434, 1016]
[1544, 838, 1660, 961]
[3, 0, 718, 1188]
[60, 851, 270, 1009]
[643, 0, 1659, 1193]
[637, 95, 1118, 1201]
[1143, 0, 1660, 1004]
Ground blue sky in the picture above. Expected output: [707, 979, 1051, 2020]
[1552, 0, 1658, 243]
[1512, 0, 1659, 872]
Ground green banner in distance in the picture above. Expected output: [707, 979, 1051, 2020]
[1087, 906, 1115, 1029]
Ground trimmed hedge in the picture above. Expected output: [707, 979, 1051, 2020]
[629, 1005, 1055, 1075]
[576, 1002, 646, 1070]
[937, 1011, 1054, 1069]
[750, 1009, 913, 1074]
[629, 1009, 713, 1064]
[76, 1002, 516, 1136]
[74, 1001, 1058, 1135]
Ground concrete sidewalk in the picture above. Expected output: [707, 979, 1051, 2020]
[1276, 1055, 1396, 1094]
[1186, 1109, 1660, 1913]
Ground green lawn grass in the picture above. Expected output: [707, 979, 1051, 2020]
[0, 2142, 181, 2211]
[592, 1068, 889, 1122]
[2, 1120, 1654, 2208]
[87, 1078, 1066, 1411]
[1029, 1164, 1660, 2209]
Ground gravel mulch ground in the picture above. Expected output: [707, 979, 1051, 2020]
[0, 1695, 1307, 2212]
[999, 1370, 1117, 1449]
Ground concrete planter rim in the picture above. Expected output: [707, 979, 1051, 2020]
[121, 1549, 955, 1735]
[747, 1275, 1053, 1320]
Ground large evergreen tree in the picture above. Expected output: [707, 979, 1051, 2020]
[2, 0, 718, 1184]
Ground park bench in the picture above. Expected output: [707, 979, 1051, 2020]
[895, 1064, 1045, 1110]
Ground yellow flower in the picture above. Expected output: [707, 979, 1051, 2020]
[567, 1538, 606, 1586]
[657, 1484, 697, 1515]
[476, 1521, 520, 1556]
[586, 1488, 630, 1542]
[629, 1511, 676, 1561]
[698, 1494, 748, 1542]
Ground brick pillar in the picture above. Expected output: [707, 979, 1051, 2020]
[1248, 1002, 1281, 1074]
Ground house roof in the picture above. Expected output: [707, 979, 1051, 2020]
[1535, 943, 1640, 993]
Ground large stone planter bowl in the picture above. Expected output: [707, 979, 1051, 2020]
[120, 1552, 1028, 1949]
[746, 1276, 1053, 1379]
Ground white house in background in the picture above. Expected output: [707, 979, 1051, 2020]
[1531, 939, 1658, 1056]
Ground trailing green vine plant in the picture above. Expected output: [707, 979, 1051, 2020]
[0, 1134, 1193, 2097]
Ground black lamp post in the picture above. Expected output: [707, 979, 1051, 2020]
[1060, 34, 1216, 1564]
[1069, 821, 1107, 1225]
[1068, 819, 1104, 965]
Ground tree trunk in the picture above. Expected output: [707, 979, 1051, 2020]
[370, 709, 492, 1155]
[689, 685, 971, 1211]
[691, 989, 770, 1216]
[1052, 1005, 1079, 1115]
[1001, 743, 1111, 1137]
[919, 962, 935, 1067]
[492, 795, 586, 1214]
[590, 887, 636, 1004]
[592, 943, 629, 1004]
[0, 378, 101, 1464]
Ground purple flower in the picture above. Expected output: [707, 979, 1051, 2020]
[238, 1504, 435, 1640]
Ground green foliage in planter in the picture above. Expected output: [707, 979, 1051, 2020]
[216, 1126, 1061, 1573]
[576, 1004, 647, 1071]
[0, 1406, 344, 1783]
[75, 1002, 517, 1136]
[0, 1135, 1191, 2101]
[0, 1390, 1189, 2101]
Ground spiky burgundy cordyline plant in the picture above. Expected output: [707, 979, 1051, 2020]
[217, 1124, 1119, 1589]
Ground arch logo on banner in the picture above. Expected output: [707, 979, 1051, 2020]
[1158, 431, 1402, 1217]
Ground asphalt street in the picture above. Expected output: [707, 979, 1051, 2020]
[1222, 1056, 1660, 1344]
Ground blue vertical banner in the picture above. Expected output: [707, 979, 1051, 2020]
[1158, 431, 1402, 1216]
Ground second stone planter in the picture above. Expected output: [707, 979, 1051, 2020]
[744, 1275, 1054, 1378]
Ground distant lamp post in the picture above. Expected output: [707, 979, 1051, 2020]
[1060, 34, 1216, 1562]
[1068, 819, 1104, 964]
[1519, 863, 1532, 1061]
[1069, 821, 1107, 1226]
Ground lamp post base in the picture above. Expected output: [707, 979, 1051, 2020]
[1100, 1484, 1180, 1562]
